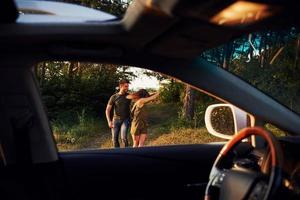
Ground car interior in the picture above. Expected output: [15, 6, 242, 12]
[1, 0, 300, 200]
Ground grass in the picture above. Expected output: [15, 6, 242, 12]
[52, 111, 111, 150]
[147, 127, 224, 146]
[52, 102, 226, 151]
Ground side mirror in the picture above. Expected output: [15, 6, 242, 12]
[205, 104, 249, 140]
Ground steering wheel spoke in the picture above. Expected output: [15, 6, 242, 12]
[209, 167, 228, 188]
[220, 169, 263, 200]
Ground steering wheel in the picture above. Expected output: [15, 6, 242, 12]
[205, 127, 283, 200]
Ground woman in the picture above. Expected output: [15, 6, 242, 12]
[127, 89, 159, 147]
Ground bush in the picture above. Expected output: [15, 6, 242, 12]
[177, 94, 218, 129]
[52, 108, 105, 145]
[159, 80, 184, 103]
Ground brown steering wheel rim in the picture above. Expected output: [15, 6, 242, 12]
[205, 127, 283, 200]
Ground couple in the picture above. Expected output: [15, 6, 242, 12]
[105, 79, 159, 148]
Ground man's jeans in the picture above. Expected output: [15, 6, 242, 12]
[112, 118, 130, 148]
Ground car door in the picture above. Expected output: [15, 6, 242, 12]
[59, 144, 222, 200]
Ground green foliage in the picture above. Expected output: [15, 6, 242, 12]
[177, 91, 218, 128]
[155, 78, 219, 128]
[193, 103, 211, 128]
[52, 108, 106, 145]
[202, 27, 300, 116]
[159, 79, 184, 103]
[230, 44, 300, 113]
[36, 62, 134, 121]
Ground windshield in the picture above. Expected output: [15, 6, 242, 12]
[16, 0, 126, 23]
[16, 0, 131, 18]
[61, 0, 130, 17]
[202, 27, 300, 115]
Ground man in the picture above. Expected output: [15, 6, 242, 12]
[105, 79, 131, 148]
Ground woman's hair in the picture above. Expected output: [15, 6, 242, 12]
[134, 89, 150, 98]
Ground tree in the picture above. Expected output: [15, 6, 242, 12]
[182, 85, 196, 120]
[35, 61, 136, 122]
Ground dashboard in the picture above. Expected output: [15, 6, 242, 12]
[279, 137, 300, 197]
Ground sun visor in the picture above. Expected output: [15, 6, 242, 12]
[0, 0, 19, 23]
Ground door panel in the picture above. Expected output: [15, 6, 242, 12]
[59, 144, 223, 200]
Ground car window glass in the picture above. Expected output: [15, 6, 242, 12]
[35, 62, 231, 151]
[202, 27, 300, 116]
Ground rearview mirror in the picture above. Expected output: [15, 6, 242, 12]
[205, 104, 249, 140]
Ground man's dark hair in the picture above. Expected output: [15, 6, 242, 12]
[119, 79, 130, 85]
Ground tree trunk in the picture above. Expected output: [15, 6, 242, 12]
[77, 62, 82, 78]
[269, 47, 284, 65]
[247, 34, 255, 61]
[222, 42, 233, 69]
[68, 61, 81, 83]
[68, 62, 75, 80]
[183, 85, 196, 120]
[258, 33, 265, 67]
